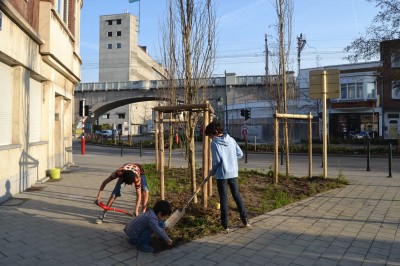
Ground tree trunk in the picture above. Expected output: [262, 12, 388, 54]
[168, 114, 173, 168]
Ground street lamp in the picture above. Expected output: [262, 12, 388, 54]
[217, 96, 223, 121]
[224, 71, 228, 132]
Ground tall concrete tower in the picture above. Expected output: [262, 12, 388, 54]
[99, 13, 136, 82]
[99, 13, 165, 82]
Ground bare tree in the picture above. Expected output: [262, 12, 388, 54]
[159, 0, 178, 168]
[160, 0, 217, 201]
[344, 0, 400, 62]
[265, 0, 295, 177]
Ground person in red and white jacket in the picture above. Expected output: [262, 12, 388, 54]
[95, 163, 149, 224]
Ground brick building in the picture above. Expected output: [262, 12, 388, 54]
[298, 40, 400, 140]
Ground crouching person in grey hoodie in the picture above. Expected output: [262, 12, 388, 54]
[204, 122, 250, 232]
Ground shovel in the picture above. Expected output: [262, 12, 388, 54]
[165, 173, 213, 228]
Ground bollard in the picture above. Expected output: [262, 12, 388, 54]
[245, 138, 248, 163]
[140, 140, 143, 157]
[366, 140, 370, 171]
[120, 141, 123, 157]
[388, 143, 392, 177]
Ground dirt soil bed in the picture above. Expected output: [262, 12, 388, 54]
[144, 166, 348, 250]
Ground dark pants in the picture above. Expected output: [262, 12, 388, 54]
[216, 178, 247, 228]
[125, 221, 165, 247]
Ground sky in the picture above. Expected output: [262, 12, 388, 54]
[79, 0, 379, 83]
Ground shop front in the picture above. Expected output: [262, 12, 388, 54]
[329, 112, 380, 139]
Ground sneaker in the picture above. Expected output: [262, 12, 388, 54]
[95, 213, 106, 224]
[242, 219, 251, 227]
[224, 227, 230, 233]
[137, 243, 155, 252]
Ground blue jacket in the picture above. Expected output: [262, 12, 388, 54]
[210, 133, 243, 179]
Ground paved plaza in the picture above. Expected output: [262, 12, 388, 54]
[1, 142, 400, 265]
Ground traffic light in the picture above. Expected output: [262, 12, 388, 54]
[240, 109, 245, 117]
[79, 100, 85, 116]
[79, 99, 90, 117]
[244, 108, 251, 120]
[84, 105, 90, 117]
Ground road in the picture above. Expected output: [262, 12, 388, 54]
[74, 140, 399, 179]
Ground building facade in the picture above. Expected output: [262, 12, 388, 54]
[0, 0, 82, 203]
[298, 39, 400, 140]
[380, 40, 400, 139]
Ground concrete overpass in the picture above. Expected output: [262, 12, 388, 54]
[73, 74, 315, 140]
[74, 75, 267, 125]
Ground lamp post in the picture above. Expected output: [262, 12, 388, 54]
[217, 96, 223, 122]
[224, 71, 228, 132]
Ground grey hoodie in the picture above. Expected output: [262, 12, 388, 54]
[210, 133, 243, 179]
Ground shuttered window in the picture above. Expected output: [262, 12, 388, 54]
[0, 62, 13, 145]
[29, 78, 42, 143]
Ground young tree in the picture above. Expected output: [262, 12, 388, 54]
[344, 0, 400, 62]
[160, 0, 217, 202]
[265, 0, 295, 178]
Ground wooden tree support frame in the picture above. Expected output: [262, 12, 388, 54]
[154, 101, 215, 208]
[274, 111, 313, 183]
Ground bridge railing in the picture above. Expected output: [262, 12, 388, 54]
[75, 75, 274, 92]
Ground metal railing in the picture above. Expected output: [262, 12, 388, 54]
[75, 75, 269, 92]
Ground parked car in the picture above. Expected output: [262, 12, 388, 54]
[358, 131, 371, 139]
[94, 130, 102, 135]
[101, 130, 113, 138]
[349, 130, 370, 139]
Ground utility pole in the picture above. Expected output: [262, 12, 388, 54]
[224, 70, 228, 132]
[265, 34, 269, 81]
[297, 33, 306, 74]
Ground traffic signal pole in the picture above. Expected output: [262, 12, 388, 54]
[80, 98, 86, 155]
[81, 117, 86, 155]
[322, 72, 327, 178]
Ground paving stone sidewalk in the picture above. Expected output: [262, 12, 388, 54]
[1, 144, 399, 265]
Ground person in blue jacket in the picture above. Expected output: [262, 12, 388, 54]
[205, 121, 250, 231]
[124, 200, 173, 252]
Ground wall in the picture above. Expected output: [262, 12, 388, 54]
[0, 0, 82, 204]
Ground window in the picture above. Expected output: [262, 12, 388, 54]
[29, 79, 42, 143]
[391, 52, 400, 68]
[366, 82, 376, 99]
[117, 31, 122, 36]
[117, 19, 122, 24]
[348, 84, 356, 99]
[102, 114, 110, 119]
[107, 32, 112, 37]
[107, 20, 112, 25]
[0, 61, 12, 145]
[118, 113, 126, 119]
[340, 82, 363, 100]
[107, 44, 112, 49]
[392, 80, 400, 99]
[340, 84, 347, 99]
[117, 43, 121, 49]
[56, 0, 69, 25]
[356, 82, 363, 98]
